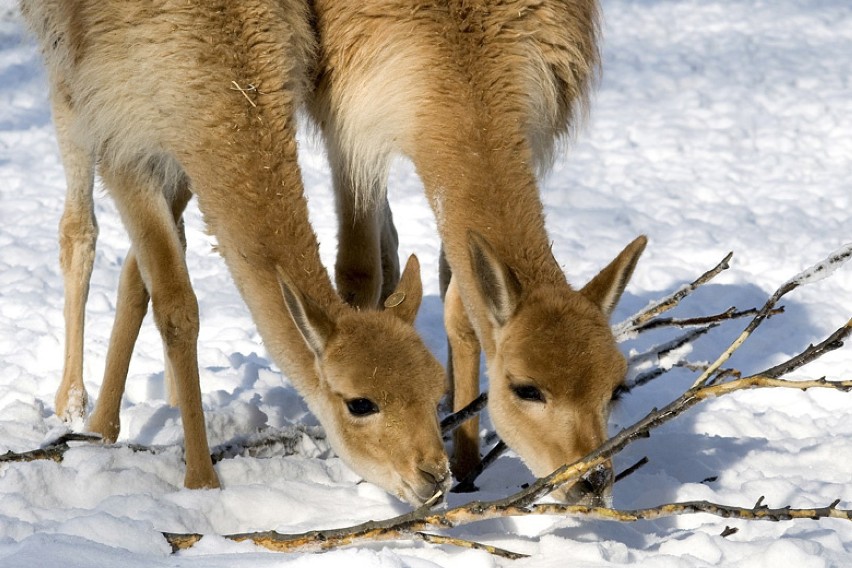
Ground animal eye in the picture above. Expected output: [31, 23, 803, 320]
[346, 398, 379, 417]
[610, 384, 629, 403]
[512, 384, 544, 402]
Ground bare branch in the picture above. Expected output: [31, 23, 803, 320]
[527, 498, 852, 523]
[692, 244, 852, 388]
[210, 426, 327, 464]
[756, 317, 851, 380]
[0, 432, 101, 464]
[613, 252, 733, 340]
[632, 306, 784, 334]
[440, 392, 488, 435]
[164, 495, 852, 554]
[0, 427, 326, 466]
[625, 324, 716, 390]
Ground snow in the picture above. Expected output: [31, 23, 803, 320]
[1, 0, 851, 566]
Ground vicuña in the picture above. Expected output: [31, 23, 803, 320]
[309, 0, 646, 502]
[22, 0, 450, 505]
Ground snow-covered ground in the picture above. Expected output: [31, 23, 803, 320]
[1, 0, 851, 566]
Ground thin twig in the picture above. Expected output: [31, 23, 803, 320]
[633, 306, 784, 334]
[0, 432, 101, 464]
[526, 498, 851, 523]
[0, 427, 326, 466]
[451, 440, 508, 493]
[692, 244, 852, 388]
[614, 457, 649, 484]
[441, 392, 488, 435]
[613, 252, 733, 340]
[230, 80, 257, 107]
[624, 325, 716, 391]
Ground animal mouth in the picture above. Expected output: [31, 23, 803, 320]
[402, 469, 451, 507]
[556, 464, 614, 506]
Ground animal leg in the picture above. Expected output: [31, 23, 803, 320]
[88, 180, 192, 441]
[51, 86, 97, 423]
[441, 249, 482, 480]
[100, 161, 218, 489]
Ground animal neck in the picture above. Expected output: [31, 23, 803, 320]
[181, 124, 344, 401]
[413, 121, 570, 354]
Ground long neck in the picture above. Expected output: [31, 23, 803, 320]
[413, 110, 569, 355]
[179, 98, 342, 402]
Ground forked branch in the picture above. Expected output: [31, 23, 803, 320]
[163, 320, 852, 555]
[612, 251, 734, 340]
[158, 244, 843, 558]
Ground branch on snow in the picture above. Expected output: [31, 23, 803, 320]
[163, 321, 852, 556]
[0, 426, 326, 466]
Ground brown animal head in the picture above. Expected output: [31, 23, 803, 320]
[470, 233, 646, 502]
[278, 255, 450, 505]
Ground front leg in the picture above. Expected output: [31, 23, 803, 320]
[100, 162, 218, 490]
[332, 157, 397, 309]
[88, 179, 192, 441]
[441, 250, 482, 480]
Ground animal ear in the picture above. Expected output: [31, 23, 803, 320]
[580, 235, 647, 317]
[276, 266, 335, 358]
[468, 231, 522, 327]
[383, 254, 422, 325]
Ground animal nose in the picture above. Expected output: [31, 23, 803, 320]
[583, 463, 613, 495]
[418, 461, 451, 503]
[557, 463, 614, 505]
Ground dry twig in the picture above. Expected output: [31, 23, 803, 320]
[691, 244, 852, 388]
[0, 432, 101, 464]
[613, 252, 734, 340]
[163, 319, 852, 555]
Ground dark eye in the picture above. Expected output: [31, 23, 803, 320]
[512, 385, 544, 402]
[346, 398, 379, 417]
[610, 384, 629, 403]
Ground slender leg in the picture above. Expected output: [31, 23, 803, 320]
[88, 178, 192, 441]
[163, 183, 192, 408]
[99, 161, 217, 489]
[440, 249, 481, 479]
[328, 143, 387, 309]
[51, 86, 97, 422]
[86, 250, 147, 441]
[377, 196, 401, 304]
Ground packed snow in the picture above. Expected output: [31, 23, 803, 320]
[1, 0, 851, 566]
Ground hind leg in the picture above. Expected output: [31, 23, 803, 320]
[51, 86, 97, 423]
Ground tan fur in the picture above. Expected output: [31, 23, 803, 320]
[22, 0, 450, 504]
[309, 0, 646, 501]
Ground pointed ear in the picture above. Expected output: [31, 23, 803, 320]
[383, 254, 422, 325]
[276, 266, 335, 358]
[580, 235, 647, 317]
[468, 231, 522, 327]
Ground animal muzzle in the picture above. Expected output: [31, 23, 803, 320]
[408, 461, 452, 506]
[554, 463, 614, 506]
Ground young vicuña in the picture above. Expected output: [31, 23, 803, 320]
[21, 0, 450, 505]
[309, 0, 646, 501]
